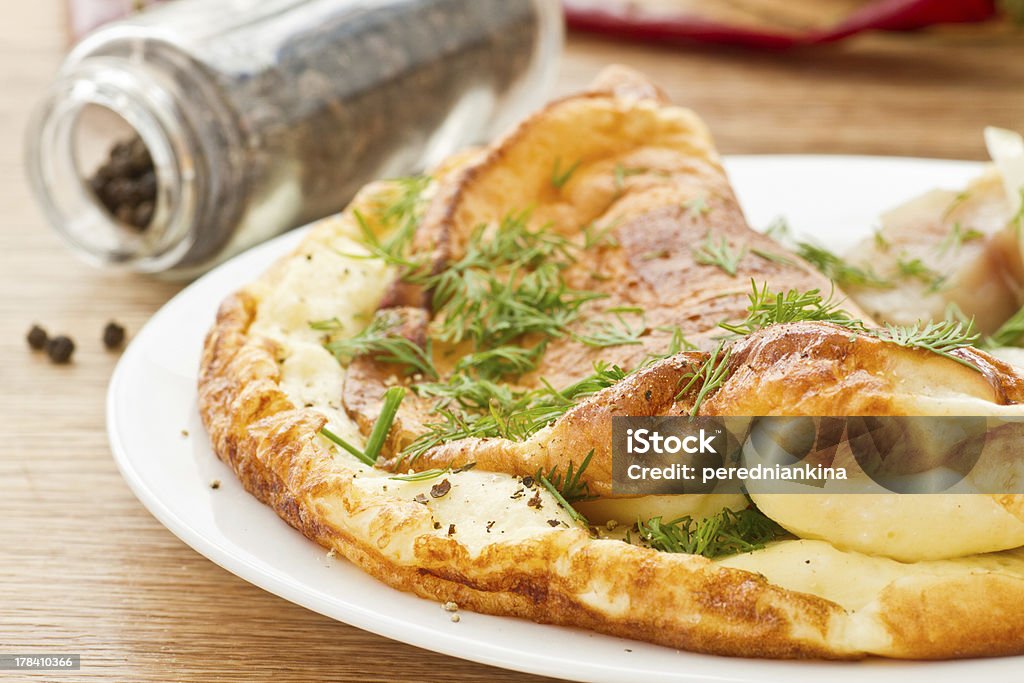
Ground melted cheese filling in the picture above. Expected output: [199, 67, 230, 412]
[718, 539, 1024, 611]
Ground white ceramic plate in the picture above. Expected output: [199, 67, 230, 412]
[108, 156, 1024, 682]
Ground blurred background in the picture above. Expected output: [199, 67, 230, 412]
[2, 1, 1022, 681]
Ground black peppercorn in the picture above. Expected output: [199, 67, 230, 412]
[27, 324, 49, 350]
[103, 321, 126, 349]
[47, 335, 75, 364]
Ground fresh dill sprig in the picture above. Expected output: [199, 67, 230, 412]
[536, 449, 596, 505]
[612, 164, 644, 195]
[750, 248, 796, 266]
[574, 309, 645, 348]
[416, 212, 603, 361]
[719, 280, 864, 336]
[551, 157, 582, 189]
[693, 232, 746, 276]
[636, 508, 788, 558]
[363, 387, 406, 463]
[938, 222, 984, 255]
[675, 342, 732, 416]
[534, 450, 596, 526]
[943, 190, 971, 220]
[683, 196, 711, 217]
[378, 175, 430, 254]
[389, 468, 450, 482]
[347, 210, 419, 268]
[537, 475, 585, 525]
[875, 319, 980, 371]
[763, 216, 791, 240]
[872, 228, 890, 251]
[984, 304, 1024, 348]
[344, 176, 430, 268]
[324, 313, 437, 379]
[403, 363, 627, 461]
[389, 462, 475, 482]
[414, 374, 519, 414]
[340, 207, 635, 388]
[895, 257, 945, 292]
[453, 345, 545, 379]
[794, 241, 889, 288]
[582, 220, 619, 248]
[660, 325, 697, 355]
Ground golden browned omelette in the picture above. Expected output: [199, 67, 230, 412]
[200, 66, 1024, 659]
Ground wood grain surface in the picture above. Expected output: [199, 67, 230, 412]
[2, 2, 1022, 680]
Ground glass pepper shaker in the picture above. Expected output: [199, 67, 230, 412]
[26, 0, 563, 277]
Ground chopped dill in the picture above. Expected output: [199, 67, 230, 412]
[613, 164, 644, 194]
[324, 313, 438, 379]
[875, 319, 980, 371]
[416, 212, 603, 357]
[943, 190, 971, 220]
[938, 222, 984, 255]
[344, 175, 430, 267]
[582, 220, 619, 248]
[683, 196, 711, 217]
[403, 362, 627, 461]
[536, 449, 596, 525]
[635, 508, 787, 558]
[536, 449, 596, 504]
[896, 257, 943, 290]
[693, 232, 746, 276]
[763, 216, 791, 240]
[719, 281, 863, 336]
[389, 468, 450, 482]
[984, 304, 1024, 348]
[750, 248, 795, 266]
[574, 310, 645, 348]
[389, 462, 475, 482]
[873, 228, 890, 251]
[794, 241, 889, 288]
[675, 342, 732, 416]
[551, 157, 582, 189]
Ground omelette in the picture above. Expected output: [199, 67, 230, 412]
[199, 66, 1024, 659]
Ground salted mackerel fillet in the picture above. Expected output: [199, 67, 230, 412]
[342, 66, 852, 460]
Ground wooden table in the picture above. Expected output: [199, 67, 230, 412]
[2, 3, 1021, 680]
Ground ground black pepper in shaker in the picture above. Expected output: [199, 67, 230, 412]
[27, 0, 563, 277]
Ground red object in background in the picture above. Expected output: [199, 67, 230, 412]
[564, 0, 999, 49]
[70, 0, 999, 46]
